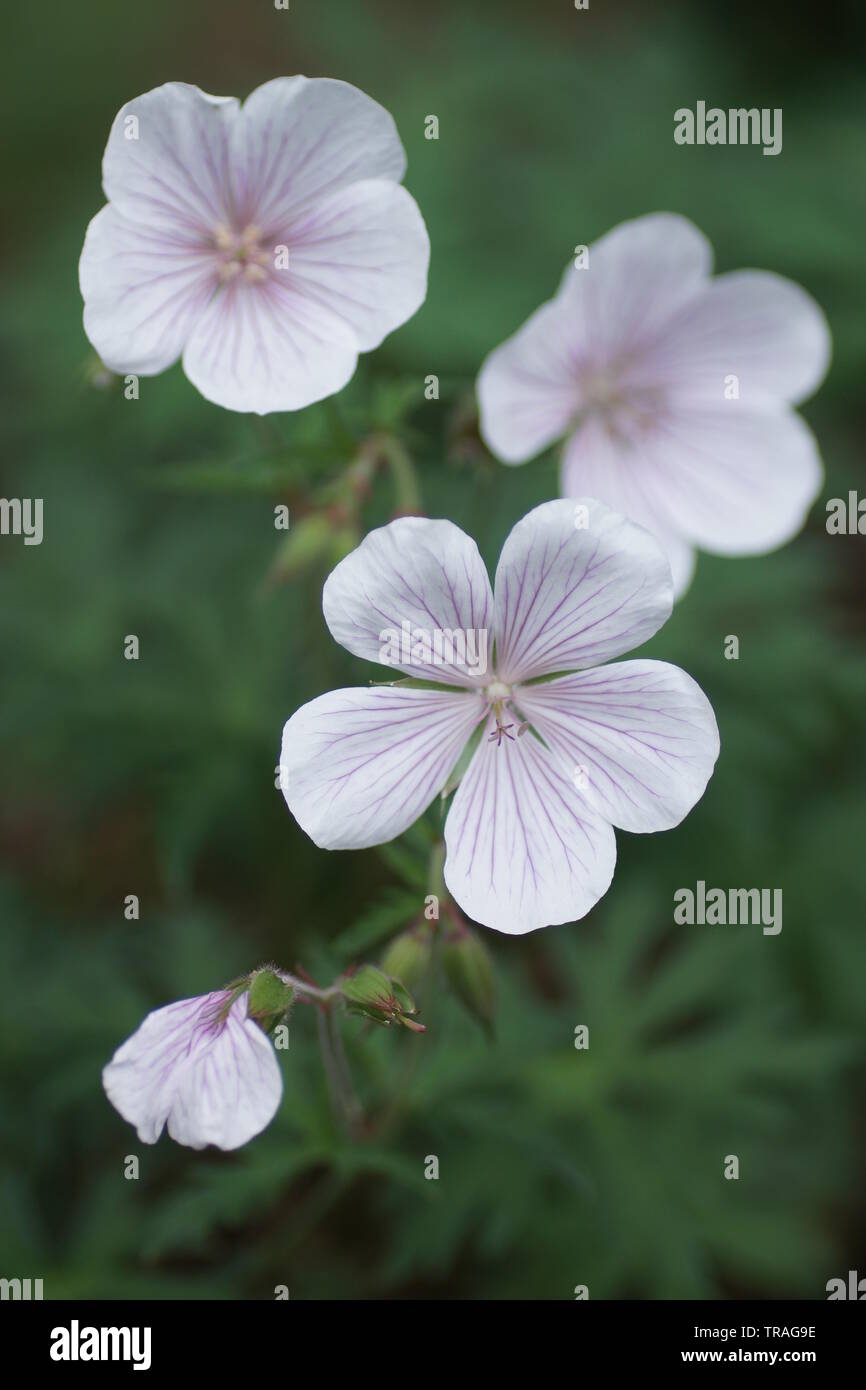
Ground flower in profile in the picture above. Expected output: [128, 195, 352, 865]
[477, 213, 830, 595]
[102, 987, 283, 1150]
[79, 78, 429, 413]
[279, 499, 720, 934]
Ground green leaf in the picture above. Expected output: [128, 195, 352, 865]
[331, 888, 421, 959]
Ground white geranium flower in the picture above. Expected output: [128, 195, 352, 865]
[79, 79, 430, 413]
[477, 213, 830, 594]
[279, 499, 720, 934]
[102, 989, 282, 1150]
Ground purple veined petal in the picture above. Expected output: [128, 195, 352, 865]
[492, 498, 673, 684]
[652, 270, 831, 408]
[102, 991, 282, 1151]
[79, 205, 218, 375]
[231, 77, 407, 231]
[443, 711, 616, 934]
[101, 83, 239, 236]
[561, 415, 697, 598]
[165, 994, 283, 1150]
[476, 214, 712, 466]
[280, 178, 429, 353]
[181, 276, 359, 415]
[514, 660, 720, 834]
[476, 295, 585, 464]
[618, 402, 824, 558]
[570, 213, 713, 367]
[322, 517, 495, 688]
[280, 685, 486, 850]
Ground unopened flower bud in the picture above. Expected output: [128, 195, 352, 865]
[441, 922, 495, 1036]
[381, 926, 433, 990]
[341, 965, 425, 1032]
[328, 521, 362, 569]
[270, 513, 336, 582]
[246, 967, 293, 1030]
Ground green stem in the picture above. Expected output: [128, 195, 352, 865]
[328, 1008, 363, 1134]
[316, 1004, 362, 1138]
[324, 396, 356, 455]
[428, 838, 447, 904]
[376, 434, 422, 515]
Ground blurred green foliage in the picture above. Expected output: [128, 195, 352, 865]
[1, 0, 865, 1299]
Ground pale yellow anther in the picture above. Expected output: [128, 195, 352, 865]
[243, 262, 268, 284]
[218, 260, 242, 283]
[213, 223, 235, 251]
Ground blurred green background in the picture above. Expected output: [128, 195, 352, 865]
[1, 0, 865, 1300]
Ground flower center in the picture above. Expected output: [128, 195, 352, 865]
[213, 222, 271, 285]
[484, 681, 530, 748]
[486, 680, 511, 700]
[580, 366, 666, 436]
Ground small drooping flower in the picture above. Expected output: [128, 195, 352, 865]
[279, 499, 720, 934]
[477, 213, 830, 595]
[102, 987, 283, 1150]
[79, 78, 429, 413]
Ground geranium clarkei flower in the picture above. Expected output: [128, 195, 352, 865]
[279, 499, 720, 934]
[477, 213, 830, 595]
[79, 79, 429, 413]
[102, 988, 282, 1150]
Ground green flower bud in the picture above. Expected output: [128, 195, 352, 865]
[341, 965, 425, 1032]
[441, 923, 495, 1036]
[328, 522, 361, 568]
[381, 926, 433, 991]
[246, 967, 293, 1030]
[270, 513, 335, 581]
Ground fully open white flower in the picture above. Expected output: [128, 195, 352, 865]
[280, 499, 719, 934]
[477, 214, 830, 594]
[79, 79, 429, 413]
[102, 989, 283, 1150]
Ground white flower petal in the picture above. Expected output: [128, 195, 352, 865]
[102, 991, 282, 1151]
[493, 499, 673, 683]
[323, 517, 495, 687]
[282, 178, 429, 352]
[514, 660, 719, 833]
[477, 214, 712, 465]
[166, 995, 283, 1151]
[80, 205, 217, 375]
[443, 713, 616, 933]
[561, 414, 697, 598]
[625, 403, 824, 557]
[280, 685, 485, 850]
[477, 296, 585, 463]
[657, 270, 831, 407]
[102, 83, 238, 234]
[574, 212, 713, 365]
[181, 278, 358, 414]
[232, 77, 407, 230]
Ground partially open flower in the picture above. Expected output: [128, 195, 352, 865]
[79, 79, 429, 413]
[102, 988, 283, 1150]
